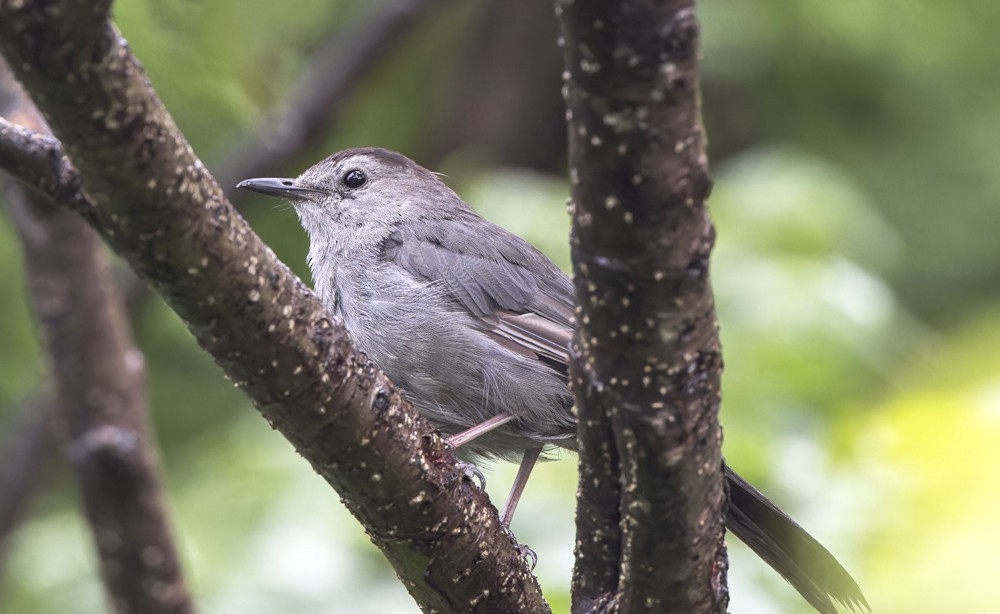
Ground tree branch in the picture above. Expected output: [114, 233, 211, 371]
[2, 68, 192, 611]
[0, 117, 94, 219]
[131, 1, 444, 315]
[5, 178, 194, 613]
[559, 1, 727, 611]
[0, 2, 546, 611]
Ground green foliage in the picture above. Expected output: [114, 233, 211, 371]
[701, 0, 1000, 319]
[0, 212, 42, 408]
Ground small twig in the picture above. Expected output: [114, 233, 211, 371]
[217, 0, 441, 195]
[0, 118, 94, 219]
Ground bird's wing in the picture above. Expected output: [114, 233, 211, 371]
[382, 212, 574, 374]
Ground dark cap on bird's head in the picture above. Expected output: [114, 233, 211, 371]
[235, 148, 460, 236]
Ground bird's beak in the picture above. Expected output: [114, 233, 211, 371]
[236, 177, 324, 199]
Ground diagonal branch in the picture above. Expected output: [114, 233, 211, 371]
[131, 1, 446, 316]
[559, 0, 728, 611]
[0, 2, 546, 611]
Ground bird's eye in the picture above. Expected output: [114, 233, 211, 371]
[343, 169, 367, 189]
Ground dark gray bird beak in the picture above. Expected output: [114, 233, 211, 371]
[236, 177, 323, 199]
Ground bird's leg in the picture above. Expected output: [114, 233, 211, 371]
[448, 421, 542, 566]
[445, 413, 516, 448]
[445, 413, 517, 489]
[500, 446, 542, 528]
[500, 446, 543, 568]
[445, 416, 542, 567]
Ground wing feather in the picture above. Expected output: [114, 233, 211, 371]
[383, 213, 574, 372]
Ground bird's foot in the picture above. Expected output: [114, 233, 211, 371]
[517, 543, 537, 570]
[454, 460, 486, 490]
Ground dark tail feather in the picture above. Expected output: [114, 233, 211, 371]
[725, 464, 870, 614]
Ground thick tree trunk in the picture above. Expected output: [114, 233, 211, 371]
[558, 1, 728, 611]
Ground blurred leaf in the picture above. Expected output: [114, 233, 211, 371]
[849, 309, 1000, 613]
[710, 148, 922, 466]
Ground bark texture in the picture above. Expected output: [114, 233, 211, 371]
[557, 1, 728, 611]
[0, 2, 546, 611]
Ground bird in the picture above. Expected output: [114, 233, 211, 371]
[237, 147, 870, 614]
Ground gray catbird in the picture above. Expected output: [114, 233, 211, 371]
[238, 147, 869, 614]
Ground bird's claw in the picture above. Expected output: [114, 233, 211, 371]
[455, 461, 486, 489]
[517, 543, 537, 569]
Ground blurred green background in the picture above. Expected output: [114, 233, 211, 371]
[2, 0, 998, 612]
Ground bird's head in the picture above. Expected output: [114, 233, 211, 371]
[237, 147, 457, 240]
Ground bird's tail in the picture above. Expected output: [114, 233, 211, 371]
[724, 464, 870, 614]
